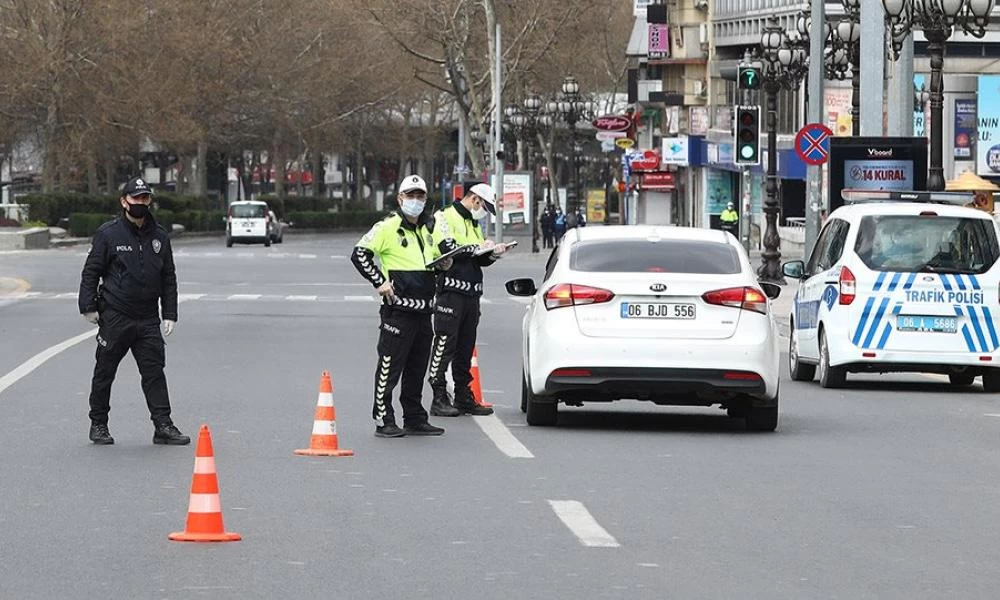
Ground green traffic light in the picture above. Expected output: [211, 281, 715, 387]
[740, 145, 756, 160]
[739, 67, 760, 90]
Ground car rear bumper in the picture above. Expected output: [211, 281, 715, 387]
[544, 367, 773, 405]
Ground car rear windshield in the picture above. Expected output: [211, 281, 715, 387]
[854, 215, 1000, 274]
[231, 204, 266, 218]
[570, 239, 742, 274]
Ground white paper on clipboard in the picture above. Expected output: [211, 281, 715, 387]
[425, 244, 477, 269]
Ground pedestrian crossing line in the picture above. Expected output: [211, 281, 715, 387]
[344, 295, 377, 302]
[547, 500, 620, 548]
[471, 414, 533, 459]
[227, 294, 262, 301]
[298, 254, 318, 259]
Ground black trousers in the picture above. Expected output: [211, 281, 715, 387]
[88, 308, 172, 426]
[427, 291, 480, 395]
[373, 306, 432, 427]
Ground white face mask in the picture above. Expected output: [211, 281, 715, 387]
[400, 198, 425, 217]
[472, 206, 488, 220]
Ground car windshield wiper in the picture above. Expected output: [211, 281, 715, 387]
[916, 263, 971, 274]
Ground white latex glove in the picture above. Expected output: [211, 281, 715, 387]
[83, 312, 99, 325]
[376, 280, 395, 300]
[162, 320, 175, 337]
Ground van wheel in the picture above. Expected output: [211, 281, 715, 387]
[818, 329, 846, 388]
[949, 373, 975, 386]
[788, 320, 815, 382]
[983, 369, 1000, 392]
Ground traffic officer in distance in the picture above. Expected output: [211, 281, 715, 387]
[78, 176, 189, 446]
[351, 175, 449, 438]
[428, 183, 510, 417]
[720, 202, 739, 235]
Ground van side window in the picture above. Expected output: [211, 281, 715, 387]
[825, 220, 850, 267]
[807, 222, 835, 276]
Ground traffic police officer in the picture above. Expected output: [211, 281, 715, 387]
[720, 202, 739, 235]
[351, 175, 448, 438]
[427, 183, 509, 417]
[78, 176, 190, 446]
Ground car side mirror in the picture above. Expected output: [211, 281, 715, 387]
[782, 260, 805, 280]
[505, 278, 537, 297]
[760, 282, 781, 300]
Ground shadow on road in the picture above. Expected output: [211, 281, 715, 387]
[552, 407, 756, 434]
[836, 379, 987, 394]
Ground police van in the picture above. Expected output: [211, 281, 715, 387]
[782, 190, 1000, 390]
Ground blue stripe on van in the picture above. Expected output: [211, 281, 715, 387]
[887, 273, 902, 292]
[968, 305, 989, 353]
[984, 306, 999, 352]
[940, 274, 953, 291]
[969, 274, 982, 290]
[903, 273, 917, 290]
[955, 274, 968, 291]
[863, 297, 890, 349]
[874, 272, 886, 291]
[876, 323, 893, 350]
[853, 297, 876, 346]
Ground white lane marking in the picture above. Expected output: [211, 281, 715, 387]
[984, 414, 1000, 418]
[54, 292, 77, 299]
[344, 295, 376, 302]
[0, 329, 96, 396]
[482, 389, 505, 394]
[547, 500, 620, 548]
[179, 293, 206, 301]
[286, 295, 318, 301]
[299, 254, 318, 259]
[480, 299, 493, 305]
[471, 415, 534, 458]
[227, 294, 261, 301]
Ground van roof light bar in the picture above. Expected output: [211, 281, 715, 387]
[841, 189, 977, 206]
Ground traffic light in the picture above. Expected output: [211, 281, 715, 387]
[738, 65, 761, 90]
[734, 106, 761, 166]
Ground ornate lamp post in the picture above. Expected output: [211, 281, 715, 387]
[834, 0, 862, 135]
[757, 17, 809, 284]
[547, 76, 592, 215]
[504, 92, 552, 252]
[884, 0, 995, 191]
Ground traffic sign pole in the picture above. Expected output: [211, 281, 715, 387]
[805, 0, 825, 257]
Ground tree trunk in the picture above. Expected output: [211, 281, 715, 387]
[309, 144, 321, 197]
[42, 94, 59, 193]
[105, 159, 116, 196]
[274, 145, 286, 197]
[195, 140, 208, 197]
[355, 144, 364, 208]
[87, 153, 99, 195]
[340, 154, 350, 209]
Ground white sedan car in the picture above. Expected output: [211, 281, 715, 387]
[506, 226, 781, 431]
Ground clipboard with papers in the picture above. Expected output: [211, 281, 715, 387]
[425, 244, 477, 269]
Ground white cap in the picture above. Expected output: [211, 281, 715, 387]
[399, 174, 427, 193]
[469, 183, 497, 215]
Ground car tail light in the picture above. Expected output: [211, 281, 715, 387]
[701, 287, 768, 315]
[839, 266, 856, 305]
[551, 368, 592, 377]
[544, 284, 615, 310]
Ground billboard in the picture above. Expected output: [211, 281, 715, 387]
[977, 75, 1000, 176]
[497, 172, 532, 227]
[954, 98, 977, 160]
[829, 137, 928, 211]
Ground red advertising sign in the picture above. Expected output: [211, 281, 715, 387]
[592, 115, 632, 132]
[641, 172, 675, 190]
[629, 149, 661, 171]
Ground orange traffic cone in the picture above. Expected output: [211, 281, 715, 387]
[470, 347, 493, 408]
[295, 371, 354, 457]
[169, 425, 241, 542]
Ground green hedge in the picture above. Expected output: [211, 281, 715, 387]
[286, 211, 388, 229]
[174, 210, 227, 232]
[68, 213, 115, 237]
[21, 193, 118, 225]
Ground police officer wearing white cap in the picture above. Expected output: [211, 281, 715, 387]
[427, 183, 511, 417]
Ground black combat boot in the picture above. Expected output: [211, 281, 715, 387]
[404, 422, 445, 436]
[153, 422, 191, 445]
[454, 387, 493, 416]
[89, 423, 115, 445]
[375, 422, 406, 438]
[430, 387, 461, 417]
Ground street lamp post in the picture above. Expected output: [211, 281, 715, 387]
[757, 17, 809, 284]
[884, 0, 995, 191]
[547, 76, 592, 216]
[504, 92, 552, 253]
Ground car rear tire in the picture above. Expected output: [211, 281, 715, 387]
[949, 373, 976, 386]
[745, 398, 779, 432]
[818, 329, 846, 389]
[524, 375, 557, 426]
[983, 370, 1000, 392]
[788, 321, 815, 382]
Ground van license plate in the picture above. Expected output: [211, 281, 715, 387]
[896, 315, 957, 333]
[621, 303, 696, 319]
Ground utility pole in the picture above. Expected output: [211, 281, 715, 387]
[887, 34, 915, 136]
[860, 1, 886, 136]
[805, 0, 825, 254]
[492, 23, 505, 244]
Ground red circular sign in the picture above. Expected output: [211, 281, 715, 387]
[795, 123, 834, 166]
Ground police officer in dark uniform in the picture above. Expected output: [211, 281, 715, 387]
[78, 177, 189, 446]
[351, 175, 449, 438]
[427, 183, 510, 417]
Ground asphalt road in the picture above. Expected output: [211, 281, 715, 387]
[2, 232, 1000, 599]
